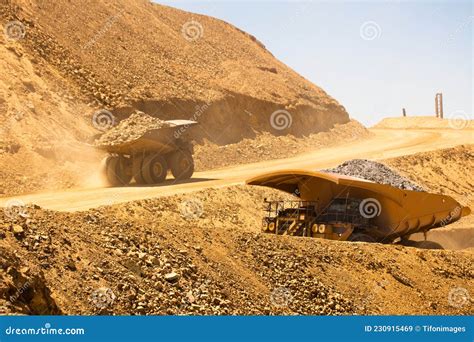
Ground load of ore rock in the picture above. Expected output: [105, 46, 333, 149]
[95, 111, 170, 146]
[322, 159, 425, 191]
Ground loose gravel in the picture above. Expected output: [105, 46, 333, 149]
[322, 159, 425, 191]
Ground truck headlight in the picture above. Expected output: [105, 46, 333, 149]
[318, 224, 326, 234]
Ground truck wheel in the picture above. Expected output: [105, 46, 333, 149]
[132, 154, 147, 185]
[170, 150, 194, 180]
[399, 240, 443, 249]
[142, 154, 168, 184]
[348, 233, 376, 243]
[104, 155, 132, 186]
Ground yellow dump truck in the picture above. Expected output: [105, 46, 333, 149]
[247, 170, 470, 245]
[97, 120, 198, 186]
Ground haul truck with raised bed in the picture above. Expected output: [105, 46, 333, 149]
[247, 170, 470, 247]
[97, 120, 198, 186]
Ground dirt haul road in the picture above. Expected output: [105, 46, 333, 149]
[1, 127, 472, 212]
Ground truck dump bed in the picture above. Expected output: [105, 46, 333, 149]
[247, 170, 470, 240]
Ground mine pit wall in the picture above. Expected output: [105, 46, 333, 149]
[114, 96, 350, 145]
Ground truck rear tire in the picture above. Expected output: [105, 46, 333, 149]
[104, 155, 132, 186]
[142, 154, 168, 184]
[170, 150, 194, 180]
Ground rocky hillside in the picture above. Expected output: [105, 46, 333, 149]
[1, 0, 349, 144]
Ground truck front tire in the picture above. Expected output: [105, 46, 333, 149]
[170, 150, 194, 180]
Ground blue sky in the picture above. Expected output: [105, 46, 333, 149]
[158, 0, 472, 126]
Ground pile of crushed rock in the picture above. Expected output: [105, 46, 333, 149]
[322, 159, 425, 191]
[95, 111, 170, 146]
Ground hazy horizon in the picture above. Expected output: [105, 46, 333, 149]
[159, 0, 472, 126]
